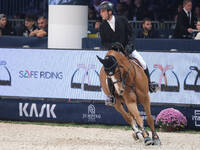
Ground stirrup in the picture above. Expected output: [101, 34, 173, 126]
[149, 82, 160, 93]
[105, 96, 116, 106]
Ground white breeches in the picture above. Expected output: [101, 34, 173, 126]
[131, 50, 147, 69]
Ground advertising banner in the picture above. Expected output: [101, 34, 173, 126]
[0, 48, 200, 104]
[144, 52, 200, 104]
[0, 48, 106, 100]
[0, 98, 199, 130]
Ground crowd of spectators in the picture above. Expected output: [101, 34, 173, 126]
[49, 0, 200, 22]
[88, 0, 200, 39]
[0, 14, 48, 38]
[0, 0, 200, 39]
[88, 0, 200, 22]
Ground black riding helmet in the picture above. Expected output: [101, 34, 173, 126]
[99, 1, 114, 12]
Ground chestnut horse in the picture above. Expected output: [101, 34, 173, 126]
[97, 50, 161, 146]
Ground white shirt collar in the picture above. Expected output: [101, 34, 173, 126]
[183, 8, 191, 16]
[107, 15, 115, 31]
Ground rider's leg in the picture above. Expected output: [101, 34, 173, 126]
[143, 68, 159, 93]
[131, 50, 147, 69]
[131, 50, 159, 93]
[144, 67, 152, 84]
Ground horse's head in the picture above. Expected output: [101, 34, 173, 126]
[97, 55, 126, 95]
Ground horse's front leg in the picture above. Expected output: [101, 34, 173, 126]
[114, 96, 143, 141]
[123, 92, 153, 145]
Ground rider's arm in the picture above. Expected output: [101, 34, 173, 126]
[123, 17, 136, 54]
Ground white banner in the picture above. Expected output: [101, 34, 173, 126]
[144, 52, 200, 104]
[0, 48, 200, 104]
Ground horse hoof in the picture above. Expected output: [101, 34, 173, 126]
[153, 138, 162, 146]
[132, 131, 143, 142]
[136, 131, 143, 141]
[144, 137, 153, 146]
[132, 133, 138, 141]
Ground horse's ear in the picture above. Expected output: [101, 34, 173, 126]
[96, 55, 105, 64]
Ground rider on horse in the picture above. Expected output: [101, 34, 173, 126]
[98, 1, 159, 104]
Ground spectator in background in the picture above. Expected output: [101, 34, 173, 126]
[94, 19, 101, 30]
[174, 4, 183, 22]
[128, 0, 146, 21]
[92, 0, 101, 14]
[194, 6, 200, 19]
[194, 19, 200, 40]
[0, 14, 13, 36]
[137, 18, 159, 38]
[116, 2, 129, 18]
[88, 5, 101, 35]
[21, 15, 37, 37]
[30, 16, 48, 37]
[119, 0, 131, 5]
[173, 0, 196, 39]
[13, 13, 25, 36]
[119, 0, 133, 18]
[88, 6, 98, 20]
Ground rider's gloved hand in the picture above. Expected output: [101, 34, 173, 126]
[111, 42, 125, 54]
[125, 43, 134, 55]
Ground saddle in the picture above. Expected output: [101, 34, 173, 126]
[129, 57, 144, 69]
[111, 42, 143, 69]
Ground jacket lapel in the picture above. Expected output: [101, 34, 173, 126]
[105, 20, 115, 34]
[115, 16, 119, 33]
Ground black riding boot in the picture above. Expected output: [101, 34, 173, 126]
[144, 68, 159, 93]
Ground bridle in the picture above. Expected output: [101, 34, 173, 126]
[105, 63, 130, 89]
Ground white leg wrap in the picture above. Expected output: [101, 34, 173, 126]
[132, 125, 139, 132]
[132, 124, 143, 141]
[131, 50, 147, 69]
[131, 120, 139, 132]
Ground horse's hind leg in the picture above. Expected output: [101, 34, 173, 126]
[142, 95, 161, 145]
[124, 92, 152, 145]
[114, 97, 142, 141]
